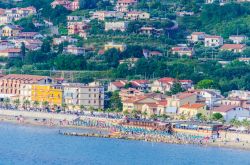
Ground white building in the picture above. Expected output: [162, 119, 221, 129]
[63, 83, 104, 109]
[229, 35, 248, 44]
[228, 90, 250, 100]
[204, 35, 223, 47]
[190, 32, 205, 42]
[64, 45, 85, 55]
[105, 21, 128, 32]
[197, 89, 224, 108]
[213, 105, 249, 122]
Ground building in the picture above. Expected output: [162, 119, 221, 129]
[104, 42, 126, 52]
[228, 90, 250, 100]
[141, 100, 168, 117]
[143, 49, 163, 58]
[221, 98, 250, 109]
[115, 0, 138, 12]
[0, 48, 21, 57]
[92, 11, 124, 21]
[31, 84, 63, 106]
[196, 89, 224, 108]
[19, 84, 32, 103]
[119, 88, 144, 101]
[51, 0, 72, 10]
[53, 36, 78, 45]
[122, 94, 158, 112]
[64, 45, 85, 55]
[213, 105, 249, 122]
[105, 21, 128, 32]
[108, 80, 127, 92]
[0, 15, 12, 26]
[172, 46, 194, 57]
[190, 32, 205, 42]
[220, 44, 246, 53]
[67, 21, 88, 36]
[204, 35, 223, 47]
[0, 74, 52, 100]
[119, 58, 139, 68]
[70, 0, 80, 11]
[140, 27, 164, 36]
[1, 24, 22, 37]
[125, 11, 150, 20]
[67, 16, 85, 21]
[179, 103, 207, 118]
[130, 80, 150, 91]
[63, 83, 104, 109]
[229, 35, 248, 44]
[167, 92, 197, 109]
[151, 77, 193, 94]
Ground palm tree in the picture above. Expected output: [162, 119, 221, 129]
[131, 109, 138, 118]
[88, 106, 94, 115]
[13, 99, 20, 109]
[3, 98, 10, 108]
[61, 103, 67, 112]
[80, 105, 85, 111]
[33, 101, 40, 110]
[42, 101, 49, 111]
[123, 110, 129, 117]
[142, 111, 148, 119]
[23, 100, 30, 110]
[72, 104, 76, 112]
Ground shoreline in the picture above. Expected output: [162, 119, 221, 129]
[1, 115, 250, 151]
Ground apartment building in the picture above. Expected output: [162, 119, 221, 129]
[63, 83, 104, 109]
[0, 74, 52, 99]
[31, 84, 63, 106]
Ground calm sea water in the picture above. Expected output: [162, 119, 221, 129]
[1, 123, 250, 165]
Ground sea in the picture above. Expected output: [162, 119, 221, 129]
[0, 122, 250, 165]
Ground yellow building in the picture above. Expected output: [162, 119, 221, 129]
[31, 84, 63, 106]
[104, 42, 126, 52]
[1, 24, 21, 37]
[178, 103, 207, 118]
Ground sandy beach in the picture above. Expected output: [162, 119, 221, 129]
[1, 113, 250, 151]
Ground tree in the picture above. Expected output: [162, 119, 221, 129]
[123, 110, 129, 116]
[62, 103, 68, 112]
[196, 113, 202, 120]
[21, 42, 26, 61]
[166, 81, 185, 95]
[41, 40, 51, 53]
[196, 79, 217, 89]
[142, 111, 148, 119]
[33, 101, 40, 110]
[80, 105, 85, 113]
[110, 91, 123, 110]
[42, 101, 49, 110]
[212, 113, 223, 121]
[23, 100, 30, 110]
[103, 48, 120, 68]
[131, 109, 139, 118]
[3, 98, 10, 108]
[13, 99, 20, 108]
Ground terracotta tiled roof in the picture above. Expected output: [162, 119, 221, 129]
[0, 48, 21, 53]
[213, 105, 241, 113]
[180, 103, 205, 109]
[157, 100, 168, 106]
[205, 35, 222, 39]
[0, 74, 50, 83]
[111, 80, 127, 88]
[158, 77, 175, 84]
[175, 92, 196, 100]
[192, 32, 205, 35]
[220, 44, 245, 50]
